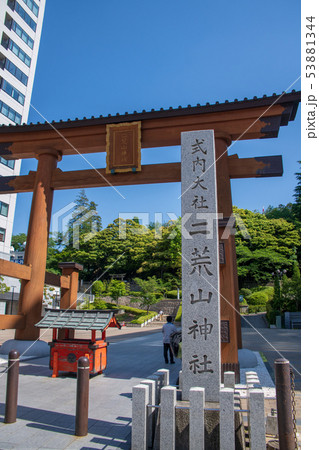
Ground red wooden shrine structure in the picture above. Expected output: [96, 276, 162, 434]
[36, 309, 121, 377]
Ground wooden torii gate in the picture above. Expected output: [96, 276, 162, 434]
[0, 90, 300, 377]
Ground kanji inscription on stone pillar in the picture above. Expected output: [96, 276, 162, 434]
[181, 130, 220, 402]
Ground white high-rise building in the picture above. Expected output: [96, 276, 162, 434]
[0, 0, 46, 288]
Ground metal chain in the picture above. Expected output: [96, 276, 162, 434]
[290, 367, 299, 449]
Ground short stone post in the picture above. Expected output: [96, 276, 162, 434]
[160, 386, 176, 450]
[154, 370, 166, 401]
[179, 370, 183, 390]
[223, 371, 235, 388]
[249, 388, 266, 450]
[246, 371, 257, 377]
[141, 379, 156, 449]
[147, 373, 162, 404]
[132, 384, 149, 450]
[189, 387, 205, 450]
[220, 387, 235, 450]
[157, 368, 169, 386]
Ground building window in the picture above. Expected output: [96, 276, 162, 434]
[3, 56, 28, 86]
[0, 77, 25, 105]
[7, 0, 37, 32]
[8, 39, 31, 67]
[21, 0, 39, 17]
[5, 14, 34, 49]
[0, 99, 22, 124]
[0, 228, 6, 242]
[0, 201, 9, 217]
[0, 156, 15, 169]
[2, 34, 31, 67]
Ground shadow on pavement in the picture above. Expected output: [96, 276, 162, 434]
[0, 403, 131, 442]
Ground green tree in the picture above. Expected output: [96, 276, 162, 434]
[107, 279, 127, 305]
[280, 262, 301, 312]
[272, 275, 281, 312]
[0, 276, 9, 294]
[265, 162, 301, 231]
[67, 189, 102, 248]
[11, 233, 27, 251]
[137, 219, 181, 279]
[234, 207, 300, 287]
[132, 276, 161, 312]
[292, 162, 301, 229]
[92, 280, 105, 298]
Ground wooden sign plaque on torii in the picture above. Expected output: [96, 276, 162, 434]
[0, 90, 300, 379]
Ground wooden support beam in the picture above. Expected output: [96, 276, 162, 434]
[227, 154, 283, 178]
[52, 163, 181, 190]
[44, 271, 70, 289]
[0, 259, 31, 280]
[0, 314, 26, 329]
[0, 156, 283, 194]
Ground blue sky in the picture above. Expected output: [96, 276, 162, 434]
[14, 0, 301, 235]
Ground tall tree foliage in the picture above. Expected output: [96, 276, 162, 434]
[67, 190, 102, 248]
[234, 207, 300, 287]
[131, 277, 162, 312]
[265, 162, 301, 231]
[11, 233, 27, 251]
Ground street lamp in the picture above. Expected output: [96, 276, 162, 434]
[272, 269, 287, 281]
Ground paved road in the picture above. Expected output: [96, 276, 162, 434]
[241, 314, 301, 389]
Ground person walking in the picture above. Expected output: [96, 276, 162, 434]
[162, 316, 177, 364]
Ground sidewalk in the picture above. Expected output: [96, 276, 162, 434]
[0, 327, 180, 449]
[0, 325, 301, 449]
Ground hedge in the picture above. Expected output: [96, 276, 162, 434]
[166, 290, 182, 299]
[239, 288, 252, 298]
[130, 311, 157, 324]
[174, 303, 182, 322]
[260, 286, 274, 301]
[248, 304, 267, 313]
[247, 291, 268, 305]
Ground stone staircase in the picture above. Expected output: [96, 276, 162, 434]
[147, 298, 181, 326]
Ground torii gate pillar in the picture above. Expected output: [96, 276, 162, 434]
[15, 149, 60, 341]
[215, 134, 242, 377]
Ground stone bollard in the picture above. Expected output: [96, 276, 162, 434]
[4, 350, 20, 424]
[157, 368, 170, 386]
[132, 384, 149, 450]
[75, 356, 90, 436]
[249, 388, 266, 450]
[189, 387, 205, 450]
[160, 386, 176, 449]
[141, 379, 156, 449]
[223, 371, 235, 389]
[220, 387, 235, 450]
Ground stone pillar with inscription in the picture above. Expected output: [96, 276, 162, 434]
[181, 130, 220, 402]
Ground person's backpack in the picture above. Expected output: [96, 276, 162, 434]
[170, 331, 182, 357]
